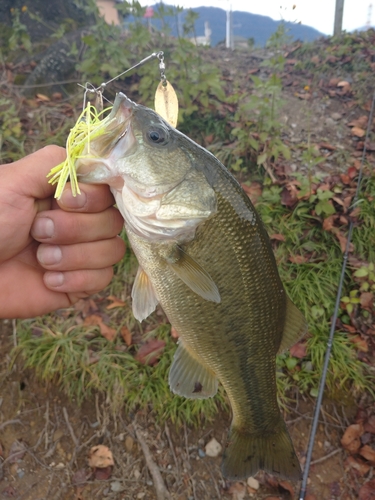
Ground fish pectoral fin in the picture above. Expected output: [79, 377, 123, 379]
[131, 266, 159, 322]
[168, 248, 221, 303]
[169, 340, 218, 399]
[278, 296, 308, 354]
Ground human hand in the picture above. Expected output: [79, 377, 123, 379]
[0, 146, 125, 319]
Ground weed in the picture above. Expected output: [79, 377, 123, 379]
[13, 318, 227, 425]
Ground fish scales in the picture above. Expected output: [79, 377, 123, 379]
[77, 92, 306, 481]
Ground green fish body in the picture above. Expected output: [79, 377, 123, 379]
[77, 93, 306, 480]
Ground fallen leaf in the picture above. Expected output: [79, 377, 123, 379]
[94, 466, 113, 480]
[270, 233, 286, 242]
[340, 173, 351, 185]
[351, 127, 366, 138]
[72, 468, 91, 485]
[1, 485, 18, 497]
[341, 423, 363, 454]
[88, 445, 114, 469]
[364, 415, 375, 434]
[359, 479, 375, 500]
[332, 229, 354, 253]
[281, 184, 299, 207]
[289, 255, 308, 264]
[323, 215, 336, 231]
[279, 479, 294, 496]
[359, 445, 375, 464]
[294, 92, 311, 100]
[120, 326, 132, 346]
[328, 77, 341, 87]
[345, 455, 371, 475]
[337, 81, 351, 94]
[319, 142, 336, 151]
[360, 292, 374, 310]
[228, 482, 246, 500]
[241, 182, 262, 203]
[36, 93, 50, 101]
[99, 322, 116, 342]
[106, 295, 127, 309]
[84, 315, 117, 342]
[348, 116, 368, 129]
[350, 336, 368, 352]
[290, 342, 307, 358]
[135, 339, 166, 366]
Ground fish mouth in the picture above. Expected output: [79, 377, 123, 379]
[77, 93, 137, 183]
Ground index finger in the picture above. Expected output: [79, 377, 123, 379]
[57, 182, 116, 213]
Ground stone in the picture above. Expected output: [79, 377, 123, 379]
[205, 438, 222, 457]
[247, 476, 260, 490]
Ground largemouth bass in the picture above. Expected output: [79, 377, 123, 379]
[77, 93, 306, 480]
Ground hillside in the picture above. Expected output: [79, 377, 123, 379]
[135, 4, 324, 46]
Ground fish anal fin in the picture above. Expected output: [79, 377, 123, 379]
[131, 266, 159, 322]
[169, 340, 218, 399]
[278, 296, 307, 354]
[169, 247, 221, 303]
[222, 420, 302, 481]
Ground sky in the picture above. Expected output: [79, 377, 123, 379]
[139, 0, 373, 35]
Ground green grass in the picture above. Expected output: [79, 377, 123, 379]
[13, 318, 228, 425]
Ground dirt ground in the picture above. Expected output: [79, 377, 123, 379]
[1, 39, 375, 500]
[0, 317, 361, 500]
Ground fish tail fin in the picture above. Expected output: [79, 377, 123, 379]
[222, 420, 301, 481]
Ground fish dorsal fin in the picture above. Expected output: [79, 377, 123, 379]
[169, 339, 218, 399]
[278, 296, 307, 354]
[131, 266, 159, 322]
[168, 247, 221, 303]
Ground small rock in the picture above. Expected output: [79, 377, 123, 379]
[55, 462, 65, 469]
[331, 112, 342, 121]
[17, 469, 25, 479]
[137, 493, 146, 499]
[133, 468, 141, 479]
[247, 476, 260, 490]
[110, 481, 123, 492]
[125, 436, 134, 453]
[198, 448, 205, 458]
[205, 438, 222, 457]
[325, 117, 336, 127]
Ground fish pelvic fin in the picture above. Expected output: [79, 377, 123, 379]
[278, 296, 307, 354]
[168, 247, 221, 303]
[222, 421, 302, 481]
[169, 339, 218, 399]
[131, 266, 159, 322]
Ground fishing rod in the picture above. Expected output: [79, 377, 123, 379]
[299, 89, 375, 500]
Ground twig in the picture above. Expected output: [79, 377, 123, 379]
[310, 448, 342, 466]
[164, 423, 179, 473]
[63, 407, 78, 447]
[0, 419, 23, 431]
[134, 422, 171, 500]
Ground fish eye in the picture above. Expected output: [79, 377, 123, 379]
[147, 128, 168, 145]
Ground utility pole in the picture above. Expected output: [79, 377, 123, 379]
[333, 0, 345, 36]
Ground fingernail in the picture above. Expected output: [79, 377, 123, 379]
[60, 188, 87, 209]
[37, 245, 62, 265]
[44, 272, 64, 287]
[32, 217, 54, 239]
